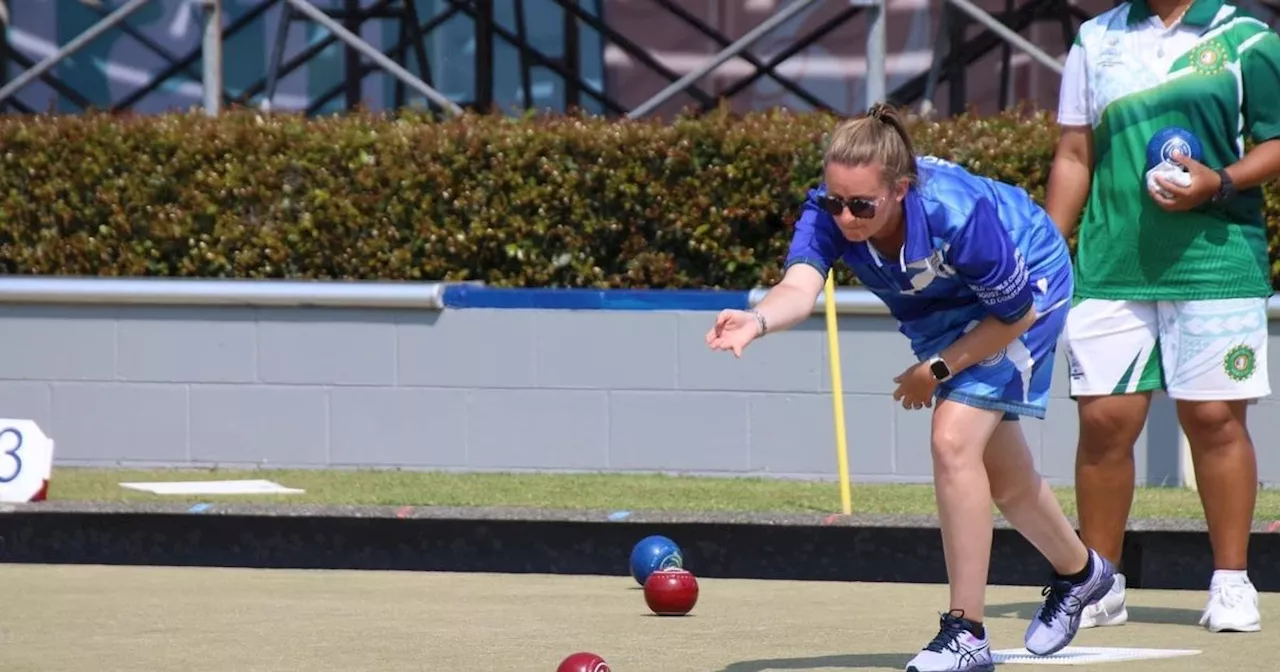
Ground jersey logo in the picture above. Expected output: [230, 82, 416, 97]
[1189, 39, 1229, 76]
[928, 248, 957, 279]
[901, 261, 936, 294]
[1097, 39, 1124, 67]
[900, 247, 956, 295]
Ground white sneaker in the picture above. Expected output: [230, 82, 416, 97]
[1079, 572, 1128, 629]
[1200, 572, 1261, 633]
[1024, 550, 1117, 655]
[905, 611, 995, 672]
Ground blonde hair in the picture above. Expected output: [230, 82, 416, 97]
[823, 102, 917, 187]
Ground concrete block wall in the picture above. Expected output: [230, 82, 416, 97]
[2, 285, 1278, 485]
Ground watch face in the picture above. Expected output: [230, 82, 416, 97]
[930, 360, 950, 379]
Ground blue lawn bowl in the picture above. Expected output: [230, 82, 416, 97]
[1146, 126, 1203, 169]
[629, 535, 684, 587]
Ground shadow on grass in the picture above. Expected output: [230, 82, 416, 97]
[715, 653, 913, 671]
[986, 601, 1203, 626]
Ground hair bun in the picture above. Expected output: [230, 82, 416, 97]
[867, 102, 896, 123]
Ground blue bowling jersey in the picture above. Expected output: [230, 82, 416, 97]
[785, 156, 1073, 361]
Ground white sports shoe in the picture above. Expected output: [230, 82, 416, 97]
[1200, 572, 1261, 633]
[1079, 572, 1128, 629]
[905, 611, 995, 672]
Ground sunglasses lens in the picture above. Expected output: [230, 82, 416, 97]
[819, 196, 844, 216]
[820, 195, 879, 218]
[849, 199, 877, 218]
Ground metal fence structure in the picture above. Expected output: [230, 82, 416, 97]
[11, 0, 1258, 120]
[4, 0, 1280, 119]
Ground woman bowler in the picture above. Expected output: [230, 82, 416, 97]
[706, 105, 1114, 672]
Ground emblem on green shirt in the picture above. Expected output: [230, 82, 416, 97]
[1189, 39, 1230, 76]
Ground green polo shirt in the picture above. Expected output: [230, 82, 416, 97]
[1058, 0, 1280, 300]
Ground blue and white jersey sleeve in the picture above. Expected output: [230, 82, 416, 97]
[784, 193, 847, 277]
[946, 196, 1035, 324]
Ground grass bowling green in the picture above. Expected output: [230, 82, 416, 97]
[20, 467, 1280, 670]
[44, 466, 1280, 521]
[2, 564, 1276, 671]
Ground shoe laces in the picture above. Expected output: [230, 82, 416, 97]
[924, 610, 969, 653]
[1038, 579, 1084, 625]
[1210, 581, 1252, 609]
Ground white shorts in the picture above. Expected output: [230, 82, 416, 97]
[1063, 298, 1271, 401]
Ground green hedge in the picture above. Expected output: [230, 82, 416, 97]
[0, 107, 1277, 289]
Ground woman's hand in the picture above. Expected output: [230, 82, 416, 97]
[706, 309, 762, 358]
[893, 362, 939, 410]
[1152, 151, 1222, 211]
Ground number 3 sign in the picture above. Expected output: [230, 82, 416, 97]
[0, 419, 54, 503]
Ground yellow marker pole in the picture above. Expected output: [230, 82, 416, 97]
[824, 271, 853, 516]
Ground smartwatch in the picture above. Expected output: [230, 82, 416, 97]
[927, 356, 952, 382]
[1210, 168, 1236, 204]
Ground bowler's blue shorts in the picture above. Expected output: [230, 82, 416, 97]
[930, 263, 1072, 421]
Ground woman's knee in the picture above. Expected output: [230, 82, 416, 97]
[931, 423, 985, 474]
[1177, 399, 1249, 448]
[1076, 394, 1148, 462]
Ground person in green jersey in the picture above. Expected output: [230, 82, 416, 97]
[1045, 0, 1280, 634]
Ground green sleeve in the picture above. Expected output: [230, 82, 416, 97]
[1242, 32, 1280, 143]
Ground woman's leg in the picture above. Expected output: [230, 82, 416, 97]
[947, 293, 1116, 656]
[1178, 400, 1256, 574]
[930, 399, 1006, 624]
[1065, 299, 1161, 630]
[972, 414, 1116, 655]
[1177, 399, 1261, 633]
[1074, 393, 1149, 567]
[984, 416, 1116, 656]
[1065, 300, 1160, 570]
[1158, 298, 1266, 633]
[904, 399, 1004, 672]
[985, 419, 1087, 575]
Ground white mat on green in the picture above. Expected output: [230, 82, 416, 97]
[992, 646, 1201, 665]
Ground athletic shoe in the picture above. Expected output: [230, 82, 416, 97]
[1024, 549, 1116, 656]
[904, 611, 995, 672]
[1079, 572, 1128, 629]
[1200, 571, 1261, 633]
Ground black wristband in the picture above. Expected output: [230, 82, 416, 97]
[1211, 168, 1235, 203]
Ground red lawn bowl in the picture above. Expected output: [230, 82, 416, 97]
[644, 567, 699, 616]
[556, 652, 610, 672]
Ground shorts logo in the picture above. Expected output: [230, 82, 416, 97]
[980, 349, 1006, 367]
[1224, 345, 1256, 382]
[1064, 348, 1084, 380]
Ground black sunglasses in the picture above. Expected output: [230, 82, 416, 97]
[818, 194, 880, 219]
